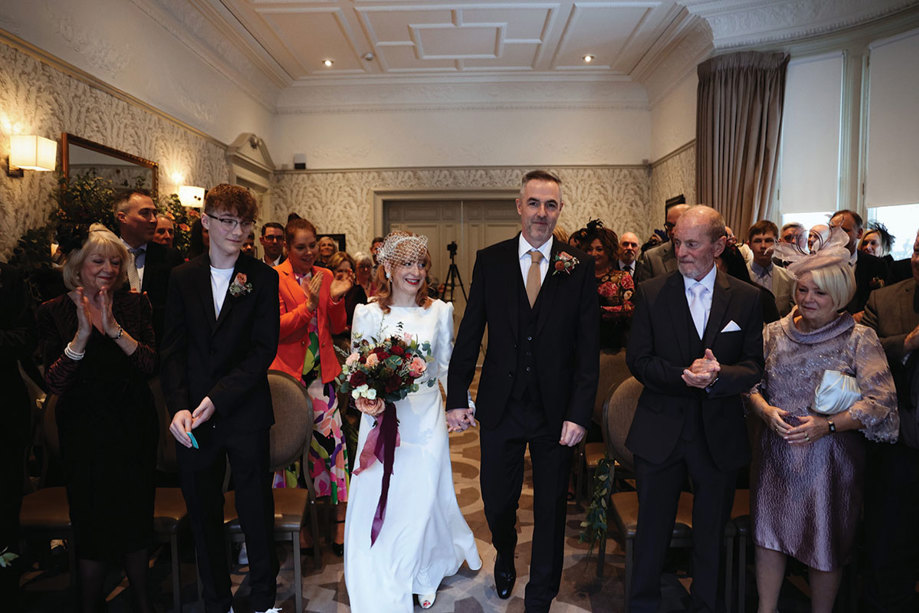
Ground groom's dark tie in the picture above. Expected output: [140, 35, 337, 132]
[526, 250, 543, 307]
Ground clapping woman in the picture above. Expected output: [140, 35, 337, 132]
[270, 217, 353, 555]
[38, 224, 157, 613]
[748, 230, 898, 613]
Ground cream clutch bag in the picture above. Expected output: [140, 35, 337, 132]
[812, 369, 861, 415]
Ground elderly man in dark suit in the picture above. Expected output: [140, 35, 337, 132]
[161, 184, 280, 613]
[626, 205, 764, 613]
[447, 170, 599, 613]
[634, 203, 690, 282]
[861, 228, 919, 613]
[115, 189, 183, 342]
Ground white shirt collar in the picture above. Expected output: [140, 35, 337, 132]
[618, 259, 634, 271]
[518, 234, 553, 262]
[682, 264, 717, 294]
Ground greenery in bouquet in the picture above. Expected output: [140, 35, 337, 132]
[337, 330, 435, 404]
[157, 192, 199, 256]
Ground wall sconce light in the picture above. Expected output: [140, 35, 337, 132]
[178, 185, 205, 208]
[8, 135, 57, 177]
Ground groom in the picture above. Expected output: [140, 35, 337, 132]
[447, 170, 599, 612]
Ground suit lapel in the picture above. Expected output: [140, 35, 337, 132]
[665, 272, 692, 364]
[214, 256, 245, 333]
[505, 237, 521, 340]
[703, 271, 732, 348]
[186, 255, 216, 333]
[535, 241, 563, 335]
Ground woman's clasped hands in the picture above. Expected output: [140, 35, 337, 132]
[762, 403, 827, 445]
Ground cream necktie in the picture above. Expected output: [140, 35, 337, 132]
[688, 282, 708, 339]
[526, 250, 543, 307]
[127, 248, 141, 292]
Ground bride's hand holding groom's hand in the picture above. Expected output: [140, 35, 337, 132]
[447, 408, 476, 432]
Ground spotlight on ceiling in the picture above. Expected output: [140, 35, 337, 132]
[582, 54, 595, 64]
[322, 59, 334, 68]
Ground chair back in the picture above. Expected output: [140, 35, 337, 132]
[593, 350, 630, 425]
[602, 376, 643, 472]
[150, 377, 179, 473]
[267, 370, 314, 472]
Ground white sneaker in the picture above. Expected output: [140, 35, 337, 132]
[237, 543, 248, 565]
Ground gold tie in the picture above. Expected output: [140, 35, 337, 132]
[526, 250, 543, 307]
[127, 248, 141, 292]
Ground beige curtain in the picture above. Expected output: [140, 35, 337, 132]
[696, 52, 789, 235]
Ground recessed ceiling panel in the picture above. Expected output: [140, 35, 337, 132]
[359, 8, 456, 43]
[461, 7, 553, 40]
[378, 45, 458, 71]
[462, 42, 541, 70]
[260, 10, 363, 74]
[554, 3, 656, 70]
[414, 25, 501, 59]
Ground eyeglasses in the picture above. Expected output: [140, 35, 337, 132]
[206, 213, 255, 232]
[262, 235, 284, 242]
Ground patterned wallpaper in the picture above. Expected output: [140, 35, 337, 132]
[649, 142, 697, 231]
[270, 166, 653, 254]
[0, 39, 229, 258]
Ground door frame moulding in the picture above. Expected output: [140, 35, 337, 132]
[374, 189, 519, 239]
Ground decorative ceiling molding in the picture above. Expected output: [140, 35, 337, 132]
[683, 0, 919, 49]
[129, 0, 286, 109]
[275, 76, 650, 114]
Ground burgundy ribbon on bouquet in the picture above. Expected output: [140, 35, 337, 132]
[353, 401, 400, 546]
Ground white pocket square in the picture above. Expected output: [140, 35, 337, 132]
[721, 320, 742, 333]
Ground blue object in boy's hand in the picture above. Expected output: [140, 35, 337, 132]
[187, 431, 199, 449]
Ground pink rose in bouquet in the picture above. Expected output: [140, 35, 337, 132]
[408, 356, 427, 377]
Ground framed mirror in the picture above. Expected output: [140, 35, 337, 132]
[62, 133, 158, 195]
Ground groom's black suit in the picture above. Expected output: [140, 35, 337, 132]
[626, 269, 763, 612]
[447, 235, 599, 611]
[160, 253, 280, 613]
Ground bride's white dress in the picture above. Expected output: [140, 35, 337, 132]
[344, 300, 482, 612]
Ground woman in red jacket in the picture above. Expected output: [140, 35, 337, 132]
[270, 217, 352, 554]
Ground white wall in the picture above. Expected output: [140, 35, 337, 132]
[270, 106, 651, 170]
[0, 0, 275, 145]
[649, 71, 698, 162]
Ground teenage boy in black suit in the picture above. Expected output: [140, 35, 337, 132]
[161, 184, 280, 613]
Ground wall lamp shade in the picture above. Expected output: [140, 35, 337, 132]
[9, 135, 57, 174]
[179, 185, 205, 208]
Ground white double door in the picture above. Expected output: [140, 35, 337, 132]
[384, 198, 520, 349]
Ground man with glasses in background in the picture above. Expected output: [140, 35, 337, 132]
[161, 184, 281, 613]
[259, 222, 286, 267]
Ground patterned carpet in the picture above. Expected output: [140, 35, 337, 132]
[21, 423, 636, 613]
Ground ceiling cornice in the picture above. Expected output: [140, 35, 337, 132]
[129, 0, 287, 110]
[683, 0, 919, 49]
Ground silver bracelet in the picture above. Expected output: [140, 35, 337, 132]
[64, 342, 85, 361]
[109, 325, 124, 340]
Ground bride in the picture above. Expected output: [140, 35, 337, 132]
[344, 232, 481, 611]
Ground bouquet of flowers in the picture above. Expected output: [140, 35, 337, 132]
[338, 330, 435, 412]
[336, 328, 434, 545]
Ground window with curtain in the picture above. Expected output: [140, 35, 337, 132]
[864, 27, 919, 260]
[777, 52, 843, 226]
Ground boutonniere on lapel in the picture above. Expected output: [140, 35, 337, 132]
[552, 251, 579, 276]
[229, 272, 253, 297]
[869, 276, 886, 290]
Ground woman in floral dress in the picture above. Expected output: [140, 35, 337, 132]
[582, 221, 634, 352]
[270, 217, 353, 555]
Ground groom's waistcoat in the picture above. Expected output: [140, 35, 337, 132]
[511, 281, 545, 407]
